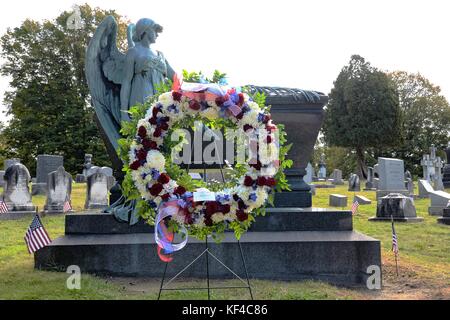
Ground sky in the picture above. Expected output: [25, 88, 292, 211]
[1, 0, 450, 121]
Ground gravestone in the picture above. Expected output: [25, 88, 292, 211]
[304, 163, 313, 184]
[76, 154, 95, 183]
[354, 195, 371, 205]
[330, 169, 344, 185]
[32, 155, 64, 195]
[364, 167, 375, 190]
[443, 142, 450, 188]
[4, 158, 21, 170]
[85, 169, 116, 209]
[0, 170, 5, 188]
[369, 193, 423, 222]
[421, 145, 445, 191]
[405, 170, 414, 196]
[437, 202, 450, 225]
[418, 179, 434, 198]
[348, 173, 360, 192]
[317, 153, 326, 180]
[376, 158, 409, 199]
[329, 194, 347, 207]
[1, 163, 36, 218]
[44, 167, 72, 214]
[428, 191, 450, 216]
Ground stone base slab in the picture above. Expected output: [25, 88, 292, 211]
[0, 211, 38, 220]
[428, 206, 445, 216]
[376, 190, 410, 200]
[368, 216, 424, 223]
[437, 217, 450, 225]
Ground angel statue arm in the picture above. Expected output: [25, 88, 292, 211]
[120, 49, 135, 122]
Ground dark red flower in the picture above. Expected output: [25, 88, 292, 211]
[137, 149, 147, 161]
[215, 95, 229, 106]
[221, 204, 231, 214]
[149, 183, 164, 196]
[153, 127, 162, 138]
[238, 200, 247, 210]
[130, 160, 141, 171]
[185, 214, 195, 225]
[243, 124, 253, 132]
[158, 173, 170, 184]
[233, 194, 240, 202]
[251, 160, 262, 171]
[238, 93, 245, 106]
[161, 193, 170, 201]
[142, 139, 158, 150]
[263, 115, 271, 124]
[257, 177, 267, 187]
[149, 117, 157, 125]
[189, 100, 201, 111]
[160, 122, 169, 131]
[152, 107, 160, 117]
[236, 210, 249, 222]
[206, 202, 219, 215]
[204, 217, 213, 227]
[138, 126, 147, 138]
[236, 112, 244, 120]
[172, 91, 183, 102]
[266, 136, 273, 144]
[174, 186, 186, 196]
[244, 176, 254, 187]
[266, 177, 277, 187]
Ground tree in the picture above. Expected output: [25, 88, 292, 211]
[322, 55, 401, 178]
[380, 71, 450, 176]
[0, 4, 129, 175]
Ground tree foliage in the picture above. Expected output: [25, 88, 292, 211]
[0, 4, 129, 175]
[322, 55, 401, 178]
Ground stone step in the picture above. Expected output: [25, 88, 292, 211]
[65, 208, 353, 235]
[34, 230, 380, 286]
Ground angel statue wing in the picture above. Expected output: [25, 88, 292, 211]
[85, 16, 131, 172]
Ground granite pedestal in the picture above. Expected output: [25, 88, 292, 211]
[437, 207, 450, 225]
[35, 208, 381, 286]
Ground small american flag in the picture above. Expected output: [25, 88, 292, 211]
[24, 214, 52, 254]
[351, 200, 359, 215]
[392, 220, 399, 256]
[0, 200, 9, 214]
[63, 200, 72, 213]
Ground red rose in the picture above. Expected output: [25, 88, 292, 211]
[185, 214, 195, 225]
[138, 126, 147, 138]
[152, 107, 160, 117]
[266, 136, 273, 144]
[153, 127, 162, 138]
[263, 115, 271, 124]
[204, 217, 213, 227]
[257, 177, 267, 187]
[149, 183, 164, 196]
[251, 160, 262, 171]
[130, 160, 141, 170]
[206, 202, 219, 215]
[238, 93, 245, 106]
[161, 193, 170, 201]
[149, 117, 157, 125]
[172, 91, 183, 102]
[236, 112, 244, 120]
[215, 95, 228, 106]
[221, 204, 231, 214]
[189, 100, 201, 111]
[158, 173, 170, 184]
[143, 139, 158, 150]
[236, 210, 249, 222]
[244, 176, 254, 187]
[243, 124, 253, 132]
[266, 177, 277, 187]
[174, 186, 186, 196]
[160, 122, 169, 131]
[137, 149, 147, 161]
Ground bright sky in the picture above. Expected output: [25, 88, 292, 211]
[1, 0, 450, 121]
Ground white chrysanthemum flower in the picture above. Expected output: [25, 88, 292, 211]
[241, 110, 259, 128]
[207, 100, 218, 108]
[195, 215, 206, 228]
[225, 212, 237, 222]
[146, 150, 165, 171]
[202, 107, 219, 120]
[212, 213, 225, 224]
[158, 92, 174, 108]
[236, 186, 251, 202]
[247, 101, 260, 112]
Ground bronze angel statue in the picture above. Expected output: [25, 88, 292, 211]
[85, 16, 175, 223]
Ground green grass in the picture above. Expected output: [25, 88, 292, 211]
[0, 183, 449, 300]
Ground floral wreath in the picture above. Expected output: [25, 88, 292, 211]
[119, 71, 292, 261]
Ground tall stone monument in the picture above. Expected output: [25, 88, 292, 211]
[364, 166, 376, 190]
[1, 163, 36, 219]
[44, 167, 72, 214]
[376, 157, 409, 200]
[32, 155, 64, 195]
[443, 142, 450, 189]
[317, 153, 327, 180]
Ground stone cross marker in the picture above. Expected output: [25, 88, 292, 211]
[32, 155, 64, 195]
[85, 169, 116, 209]
[44, 166, 72, 213]
[2, 163, 36, 212]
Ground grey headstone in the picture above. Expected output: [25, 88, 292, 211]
[44, 166, 72, 214]
[304, 163, 313, 184]
[364, 167, 375, 190]
[376, 158, 408, 199]
[329, 194, 348, 207]
[0, 170, 5, 187]
[2, 163, 36, 212]
[36, 155, 64, 183]
[85, 169, 116, 209]
[428, 190, 450, 216]
[330, 169, 344, 185]
[354, 195, 372, 205]
[418, 179, 434, 198]
[348, 173, 360, 192]
[370, 193, 423, 222]
[405, 170, 414, 196]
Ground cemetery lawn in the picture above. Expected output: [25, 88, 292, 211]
[0, 184, 449, 300]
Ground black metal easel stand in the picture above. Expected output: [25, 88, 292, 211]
[157, 237, 253, 300]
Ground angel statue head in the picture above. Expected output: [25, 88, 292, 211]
[132, 18, 163, 44]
